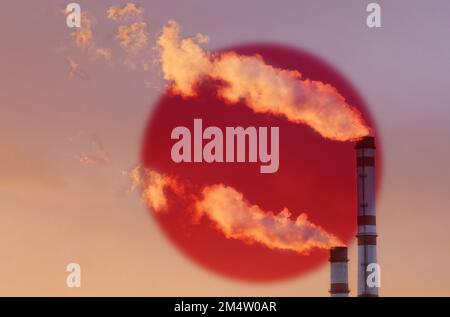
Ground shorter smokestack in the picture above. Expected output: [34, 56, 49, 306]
[329, 246, 350, 297]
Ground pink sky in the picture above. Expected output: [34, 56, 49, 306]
[1, 0, 450, 296]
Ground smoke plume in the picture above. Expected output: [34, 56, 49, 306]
[126, 167, 342, 253]
[196, 184, 342, 254]
[107, 3, 143, 21]
[157, 20, 370, 141]
[70, 12, 94, 50]
[68, 11, 111, 61]
[95, 48, 112, 61]
[76, 134, 110, 165]
[124, 166, 181, 212]
[116, 22, 149, 55]
[67, 56, 88, 79]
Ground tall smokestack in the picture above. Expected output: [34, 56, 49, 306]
[329, 246, 349, 297]
[355, 136, 379, 297]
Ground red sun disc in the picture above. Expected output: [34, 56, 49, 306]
[141, 43, 382, 282]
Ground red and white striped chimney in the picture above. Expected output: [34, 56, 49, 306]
[329, 246, 349, 297]
[355, 136, 379, 297]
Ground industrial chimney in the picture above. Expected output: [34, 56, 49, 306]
[329, 246, 350, 297]
[355, 136, 379, 297]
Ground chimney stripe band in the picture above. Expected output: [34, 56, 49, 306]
[330, 283, 350, 293]
[355, 137, 376, 149]
[329, 247, 348, 262]
[357, 157, 375, 166]
[358, 294, 379, 297]
[357, 235, 377, 245]
[358, 215, 376, 225]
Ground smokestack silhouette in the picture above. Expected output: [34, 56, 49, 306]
[355, 136, 379, 297]
[329, 246, 349, 297]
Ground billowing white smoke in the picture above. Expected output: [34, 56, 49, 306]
[157, 20, 371, 141]
[125, 167, 342, 254]
[196, 184, 342, 254]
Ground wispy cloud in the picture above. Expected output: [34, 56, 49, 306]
[67, 11, 112, 61]
[76, 134, 110, 165]
[67, 56, 88, 79]
[107, 3, 143, 21]
[116, 22, 149, 54]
